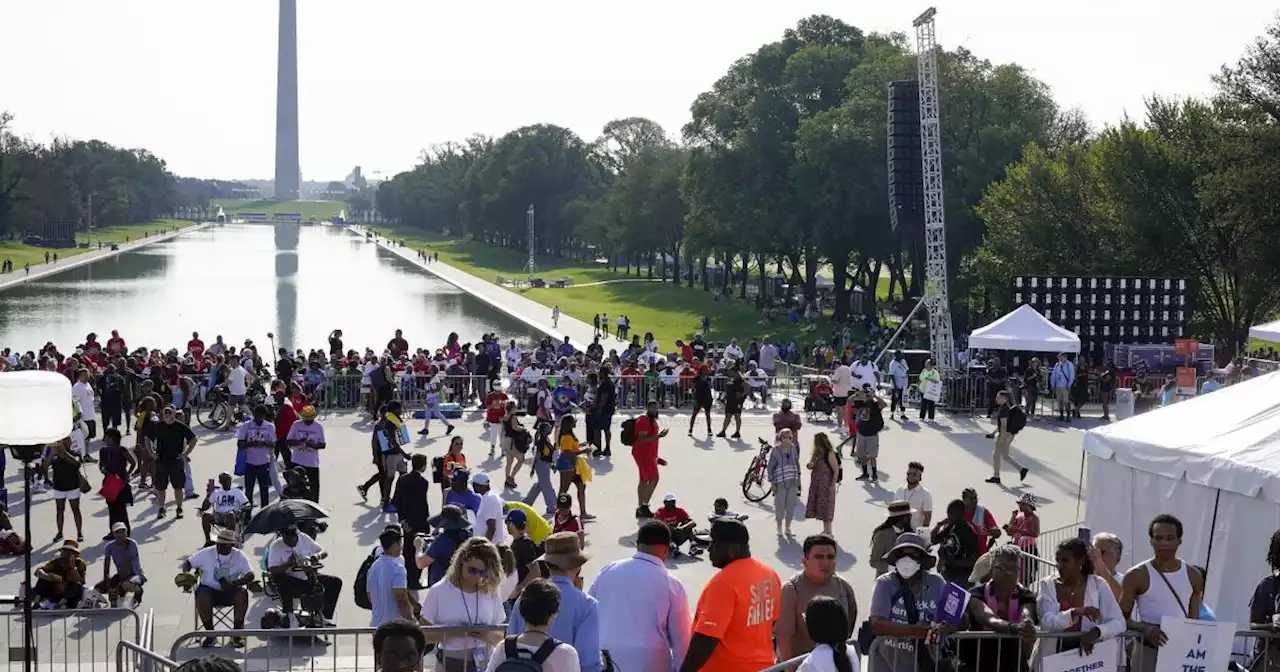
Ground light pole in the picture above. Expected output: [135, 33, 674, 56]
[0, 371, 73, 672]
[523, 205, 537, 276]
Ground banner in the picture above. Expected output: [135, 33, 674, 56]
[1153, 616, 1236, 672]
[1176, 367, 1198, 395]
[1174, 338, 1200, 357]
[923, 380, 942, 402]
[1042, 638, 1121, 672]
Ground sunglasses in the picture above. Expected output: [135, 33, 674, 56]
[466, 566, 489, 578]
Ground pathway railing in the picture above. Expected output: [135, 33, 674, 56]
[0, 606, 140, 671]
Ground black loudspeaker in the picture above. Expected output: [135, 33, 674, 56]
[1010, 276, 1192, 353]
[887, 80, 922, 233]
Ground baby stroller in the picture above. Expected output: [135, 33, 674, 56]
[803, 375, 836, 422]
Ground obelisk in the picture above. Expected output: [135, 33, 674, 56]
[273, 0, 300, 201]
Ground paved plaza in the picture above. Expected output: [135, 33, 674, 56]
[0, 405, 1101, 667]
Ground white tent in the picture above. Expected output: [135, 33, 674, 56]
[1082, 371, 1280, 625]
[967, 305, 1081, 353]
[1250, 318, 1280, 343]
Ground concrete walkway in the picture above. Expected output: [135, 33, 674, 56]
[0, 223, 209, 292]
[348, 226, 598, 350]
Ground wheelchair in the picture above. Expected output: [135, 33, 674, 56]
[257, 538, 328, 628]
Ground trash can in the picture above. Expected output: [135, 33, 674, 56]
[1114, 388, 1135, 420]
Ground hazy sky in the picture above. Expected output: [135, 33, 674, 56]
[4, 1, 1273, 182]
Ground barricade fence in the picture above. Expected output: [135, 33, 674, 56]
[116, 640, 177, 672]
[0, 607, 140, 671]
[169, 624, 507, 672]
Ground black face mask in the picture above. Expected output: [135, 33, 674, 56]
[647, 410, 658, 419]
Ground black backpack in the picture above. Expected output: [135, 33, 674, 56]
[495, 637, 559, 671]
[1006, 405, 1027, 434]
[619, 418, 637, 446]
[353, 550, 377, 610]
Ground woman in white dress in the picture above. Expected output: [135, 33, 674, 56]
[1033, 537, 1126, 660]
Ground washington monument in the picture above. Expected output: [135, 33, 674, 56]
[274, 0, 300, 201]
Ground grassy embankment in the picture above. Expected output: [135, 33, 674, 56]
[0, 219, 192, 271]
[368, 225, 893, 347]
[210, 199, 346, 221]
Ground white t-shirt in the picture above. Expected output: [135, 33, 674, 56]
[210, 487, 249, 514]
[831, 365, 853, 397]
[748, 368, 768, 389]
[72, 381, 96, 419]
[484, 635, 581, 672]
[852, 361, 879, 390]
[798, 643, 860, 672]
[226, 366, 249, 395]
[894, 485, 933, 530]
[421, 580, 505, 651]
[188, 546, 253, 590]
[477, 492, 506, 545]
[267, 532, 324, 581]
[724, 344, 744, 361]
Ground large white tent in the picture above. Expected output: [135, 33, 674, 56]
[1082, 371, 1280, 624]
[967, 304, 1081, 353]
[1250, 318, 1280, 343]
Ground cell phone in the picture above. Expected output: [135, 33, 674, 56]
[1078, 527, 1092, 543]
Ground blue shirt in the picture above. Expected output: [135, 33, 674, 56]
[424, 535, 458, 587]
[1201, 380, 1222, 394]
[1050, 361, 1075, 389]
[508, 575, 602, 672]
[444, 489, 481, 516]
[367, 553, 408, 627]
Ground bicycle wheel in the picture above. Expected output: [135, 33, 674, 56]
[742, 460, 773, 502]
[200, 402, 228, 431]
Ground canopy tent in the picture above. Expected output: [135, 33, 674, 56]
[967, 305, 1080, 353]
[1082, 371, 1280, 625]
[1250, 318, 1280, 343]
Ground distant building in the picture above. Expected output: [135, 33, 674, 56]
[345, 166, 367, 191]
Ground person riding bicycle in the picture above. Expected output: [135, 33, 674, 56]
[200, 473, 249, 545]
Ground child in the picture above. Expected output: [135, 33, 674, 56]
[551, 494, 584, 549]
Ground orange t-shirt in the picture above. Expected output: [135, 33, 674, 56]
[443, 453, 467, 482]
[692, 556, 781, 671]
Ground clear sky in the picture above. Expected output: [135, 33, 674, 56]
[3, 1, 1273, 182]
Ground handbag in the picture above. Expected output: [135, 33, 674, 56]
[99, 473, 126, 504]
[78, 468, 92, 495]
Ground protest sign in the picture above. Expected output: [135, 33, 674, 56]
[1153, 616, 1235, 672]
[1042, 638, 1121, 672]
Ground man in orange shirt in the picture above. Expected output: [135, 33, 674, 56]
[681, 519, 781, 672]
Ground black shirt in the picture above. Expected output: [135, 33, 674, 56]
[475, 352, 492, 377]
[511, 536, 541, 584]
[596, 378, 616, 412]
[691, 341, 707, 361]
[328, 336, 343, 358]
[694, 376, 713, 401]
[148, 421, 194, 461]
[391, 471, 431, 533]
[853, 398, 884, 436]
[987, 365, 1007, 386]
[50, 451, 82, 491]
[276, 358, 294, 383]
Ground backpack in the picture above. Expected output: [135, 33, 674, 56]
[431, 456, 445, 484]
[619, 418, 637, 446]
[353, 550, 377, 610]
[495, 636, 560, 671]
[1006, 405, 1027, 434]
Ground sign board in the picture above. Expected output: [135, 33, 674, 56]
[1174, 338, 1200, 357]
[922, 380, 942, 403]
[1153, 616, 1235, 672]
[1176, 367, 1198, 395]
[938, 582, 969, 627]
[1042, 638, 1121, 672]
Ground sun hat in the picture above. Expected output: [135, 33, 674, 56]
[886, 500, 914, 518]
[536, 532, 590, 570]
[215, 529, 237, 545]
[881, 531, 936, 569]
[428, 504, 471, 531]
[1018, 493, 1038, 510]
[60, 539, 81, 554]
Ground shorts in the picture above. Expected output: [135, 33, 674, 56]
[832, 396, 848, 408]
[53, 489, 82, 500]
[692, 397, 713, 411]
[555, 453, 577, 473]
[154, 459, 186, 490]
[855, 433, 880, 461]
[229, 394, 246, 406]
[195, 585, 239, 607]
[383, 453, 406, 475]
[84, 420, 97, 440]
[632, 444, 659, 481]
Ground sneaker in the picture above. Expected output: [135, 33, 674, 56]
[186, 491, 200, 500]
[1019, 468, 1029, 482]
[230, 637, 247, 648]
[446, 425, 455, 436]
[81, 455, 97, 464]
[383, 503, 398, 514]
[687, 430, 693, 437]
[52, 532, 63, 542]
[31, 482, 47, 494]
[854, 474, 869, 481]
[602, 448, 611, 458]
[488, 448, 495, 460]
[417, 428, 430, 436]
[156, 509, 166, 520]
[201, 636, 217, 648]
[175, 508, 184, 520]
[730, 432, 741, 439]
[357, 485, 368, 502]
[984, 476, 1002, 484]
[581, 513, 597, 521]
[715, 431, 726, 438]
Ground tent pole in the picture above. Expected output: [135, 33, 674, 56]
[1075, 449, 1086, 521]
[1204, 490, 1221, 571]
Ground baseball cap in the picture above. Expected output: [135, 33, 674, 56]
[662, 493, 676, 503]
[505, 509, 528, 526]
[710, 519, 750, 544]
[471, 473, 490, 486]
[556, 494, 572, 509]
[451, 468, 470, 483]
[110, 522, 128, 533]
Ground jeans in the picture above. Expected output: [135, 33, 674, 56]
[183, 459, 196, 497]
[422, 406, 451, 432]
[523, 459, 556, 512]
[772, 479, 799, 525]
[890, 386, 905, 414]
[919, 398, 936, 420]
[243, 463, 271, 506]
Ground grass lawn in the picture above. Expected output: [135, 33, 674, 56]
[212, 199, 345, 221]
[370, 225, 880, 347]
[0, 219, 191, 271]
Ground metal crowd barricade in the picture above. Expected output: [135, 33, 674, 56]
[0, 606, 141, 671]
[115, 640, 177, 672]
[169, 624, 507, 671]
[761, 630, 1142, 672]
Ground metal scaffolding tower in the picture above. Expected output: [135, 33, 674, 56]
[523, 205, 537, 276]
[913, 7, 956, 372]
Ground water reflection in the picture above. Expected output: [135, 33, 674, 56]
[0, 224, 542, 353]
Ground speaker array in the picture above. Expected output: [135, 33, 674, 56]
[887, 80, 922, 234]
[1010, 276, 1191, 351]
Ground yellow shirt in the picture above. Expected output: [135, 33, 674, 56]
[503, 501, 552, 545]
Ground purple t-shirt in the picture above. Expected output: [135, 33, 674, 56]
[285, 421, 325, 468]
[236, 420, 277, 466]
[104, 538, 142, 578]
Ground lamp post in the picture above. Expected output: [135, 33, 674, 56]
[0, 371, 73, 672]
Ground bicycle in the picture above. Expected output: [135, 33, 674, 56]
[197, 385, 231, 431]
[741, 437, 774, 502]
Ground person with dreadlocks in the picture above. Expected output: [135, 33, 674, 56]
[1248, 530, 1280, 671]
[175, 655, 244, 672]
